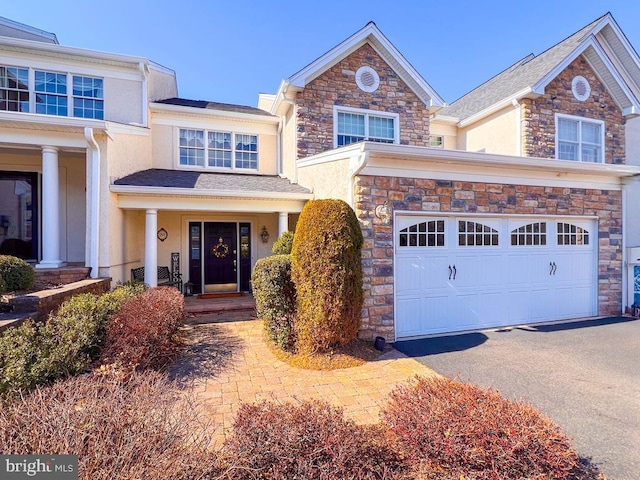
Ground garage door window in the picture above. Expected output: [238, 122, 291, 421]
[511, 222, 547, 246]
[458, 221, 499, 246]
[557, 223, 589, 245]
[399, 220, 445, 247]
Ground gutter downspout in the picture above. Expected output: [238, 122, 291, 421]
[348, 145, 369, 209]
[84, 127, 100, 279]
[621, 174, 640, 311]
[276, 118, 283, 176]
[280, 84, 297, 181]
[138, 62, 149, 127]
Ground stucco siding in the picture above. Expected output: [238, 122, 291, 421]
[104, 77, 143, 125]
[459, 106, 520, 155]
[297, 157, 351, 203]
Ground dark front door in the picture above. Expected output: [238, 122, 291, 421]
[203, 222, 237, 292]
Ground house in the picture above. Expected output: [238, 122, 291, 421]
[1, 13, 639, 341]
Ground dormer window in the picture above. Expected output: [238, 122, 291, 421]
[555, 114, 604, 163]
[333, 106, 399, 147]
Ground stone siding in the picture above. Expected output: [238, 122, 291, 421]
[355, 175, 622, 340]
[296, 43, 430, 158]
[521, 56, 625, 164]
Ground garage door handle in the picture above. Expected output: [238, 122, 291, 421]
[448, 265, 452, 280]
[552, 262, 557, 275]
[550, 261, 557, 275]
[453, 265, 457, 280]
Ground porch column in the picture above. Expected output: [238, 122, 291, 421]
[278, 212, 289, 236]
[144, 209, 158, 287]
[36, 146, 64, 269]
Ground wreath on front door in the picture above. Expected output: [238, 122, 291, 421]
[212, 237, 229, 258]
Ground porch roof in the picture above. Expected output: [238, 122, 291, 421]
[113, 169, 311, 195]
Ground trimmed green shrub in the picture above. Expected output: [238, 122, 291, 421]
[291, 199, 364, 353]
[271, 231, 294, 254]
[382, 376, 580, 480]
[0, 255, 34, 291]
[0, 274, 6, 295]
[251, 255, 296, 351]
[0, 372, 222, 480]
[99, 287, 185, 371]
[0, 321, 41, 396]
[35, 283, 145, 382]
[0, 284, 144, 398]
[223, 400, 403, 479]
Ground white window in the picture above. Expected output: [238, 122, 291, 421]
[179, 128, 259, 170]
[555, 114, 604, 163]
[429, 135, 444, 148]
[0, 66, 29, 112]
[333, 106, 399, 147]
[72, 76, 104, 119]
[0, 65, 103, 119]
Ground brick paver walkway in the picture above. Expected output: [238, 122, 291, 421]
[173, 314, 437, 446]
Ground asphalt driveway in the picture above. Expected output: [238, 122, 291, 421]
[394, 317, 640, 480]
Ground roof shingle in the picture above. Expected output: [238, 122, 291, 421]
[113, 169, 311, 195]
[155, 97, 275, 117]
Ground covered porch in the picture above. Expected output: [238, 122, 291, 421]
[0, 118, 106, 276]
[109, 169, 313, 289]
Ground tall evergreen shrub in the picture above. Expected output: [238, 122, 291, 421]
[291, 199, 363, 354]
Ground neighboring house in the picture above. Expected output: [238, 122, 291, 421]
[1, 13, 640, 341]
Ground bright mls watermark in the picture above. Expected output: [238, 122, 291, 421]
[1, 455, 77, 479]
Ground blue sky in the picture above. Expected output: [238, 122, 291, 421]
[3, 1, 640, 107]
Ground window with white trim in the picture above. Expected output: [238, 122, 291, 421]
[334, 106, 399, 147]
[429, 135, 444, 148]
[72, 76, 104, 119]
[556, 114, 604, 163]
[0, 65, 103, 119]
[179, 128, 259, 170]
[0, 66, 29, 112]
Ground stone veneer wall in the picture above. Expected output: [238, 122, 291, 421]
[355, 175, 622, 340]
[521, 56, 625, 164]
[296, 43, 430, 158]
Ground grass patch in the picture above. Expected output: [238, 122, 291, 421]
[265, 330, 382, 370]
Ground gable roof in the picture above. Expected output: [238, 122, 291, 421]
[271, 22, 445, 114]
[441, 13, 640, 125]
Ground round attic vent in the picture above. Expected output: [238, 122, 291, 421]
[571, 76, 591, 101]
[356, 66, 380, 93]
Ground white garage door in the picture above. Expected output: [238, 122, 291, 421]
[395, 215, 597, 339]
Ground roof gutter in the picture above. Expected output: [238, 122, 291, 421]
[109, 184, 314, 200]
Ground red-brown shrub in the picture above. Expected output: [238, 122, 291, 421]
[99, 287, 185, 371]
[223, 400, 404, 479]
[382, 376, 580, 480]
[0, 371, 222, 480]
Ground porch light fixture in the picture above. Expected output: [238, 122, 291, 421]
[374, 201, 392, 225]
[260, 226, 270, 243]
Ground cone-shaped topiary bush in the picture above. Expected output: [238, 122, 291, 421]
[291, 199, 363, 354]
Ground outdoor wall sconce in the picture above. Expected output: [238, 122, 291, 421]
[374, 201, 392, 225]
[260, 226, 270, 243]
